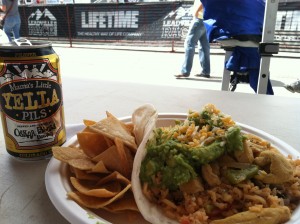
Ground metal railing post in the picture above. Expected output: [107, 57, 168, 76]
[66, 4, 73, 48]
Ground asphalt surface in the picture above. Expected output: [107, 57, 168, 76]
[52, 43, 300, 98]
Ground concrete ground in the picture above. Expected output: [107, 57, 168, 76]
[52, 43, 300, 98]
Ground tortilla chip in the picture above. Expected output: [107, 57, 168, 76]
[68, 158, 95, 170]
[96, 171, 130, 186]
[72, 168, 101, 181]
[56, 106, 157, 216]
[77, 132, 109, 158]
[91, 145, 124, 175]
[123, 145, 134, 174]
[70, 177, 121, 198]
[106, 111, 129, 131]
[114, 138, 131, 178]
[104, 191, 139, 212]
[67, 184, 131, 209]
[125, 123, 134, 135]
[89, 160, 110, 174]
[104, 135, 115, 148]
[105, 112, 134, 136]
[88, 116, 137, 151]
[83, 119, 96, 126]
[52, 146, 89, 163]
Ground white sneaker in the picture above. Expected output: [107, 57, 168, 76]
[284, 80, 300, 93]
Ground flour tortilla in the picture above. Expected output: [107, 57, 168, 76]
[132, 103, 158, 146]
[131, 106, 178, 224]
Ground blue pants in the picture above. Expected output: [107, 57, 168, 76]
[4, 15, 21, 42]
[181, 18, 211, 76]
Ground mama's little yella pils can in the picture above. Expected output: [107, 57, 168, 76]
[0, 40, 66, 160]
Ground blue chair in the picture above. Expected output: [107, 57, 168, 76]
[202, 0, 276, 95]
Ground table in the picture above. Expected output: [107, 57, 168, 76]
[1, 78, 300, 224]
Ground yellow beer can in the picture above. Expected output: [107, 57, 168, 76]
[0, 40, 66, 160]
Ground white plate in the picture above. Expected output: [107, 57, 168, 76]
[45, 114, 300, 224]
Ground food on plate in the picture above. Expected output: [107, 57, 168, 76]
[88, 111, 138, 152]
[52, 104, 157, 215]
[131, 104, 300, 224]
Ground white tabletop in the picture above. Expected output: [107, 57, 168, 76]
[1, 78, 300, 224]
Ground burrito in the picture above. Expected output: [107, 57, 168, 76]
[132, 104, 298, 224]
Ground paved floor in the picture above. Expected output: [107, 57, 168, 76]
[52, 43, 300, 98]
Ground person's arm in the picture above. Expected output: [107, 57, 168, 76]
[193, 0, 203, 18]
[0, 5, 7, 12]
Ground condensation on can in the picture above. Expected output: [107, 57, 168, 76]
[0, 40, 66, 160]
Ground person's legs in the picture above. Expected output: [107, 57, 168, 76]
[198, 20, 210, 75]
[12, 16, 21, 40]
[3, 17, 14, 42]
[180, 19, 202, 76]
[3, 16, 20, 42]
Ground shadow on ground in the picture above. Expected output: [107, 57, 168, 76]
[175, 76, 222, 83]
[271, 79, 285, 87]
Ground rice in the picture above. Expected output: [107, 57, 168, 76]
[140, 104, 300, 224]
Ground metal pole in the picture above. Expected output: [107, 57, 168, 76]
[221, 49, 232, 91]
[66, 4, 73, 48]
[257, 0, 279, 94]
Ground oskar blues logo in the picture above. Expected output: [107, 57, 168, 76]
[28, 9, 57, 36]
[161, 5, 193, 39]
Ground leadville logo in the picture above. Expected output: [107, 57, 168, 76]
[161, 5, 192, 39]
[28, 9, 58, 36]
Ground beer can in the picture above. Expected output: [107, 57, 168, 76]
[0, 39, 66, 160]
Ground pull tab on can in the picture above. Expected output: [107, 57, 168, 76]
[14, 38, 33, 46]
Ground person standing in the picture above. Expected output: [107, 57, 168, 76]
[0, 0, 21, 42]
[175, 0, 210, 78]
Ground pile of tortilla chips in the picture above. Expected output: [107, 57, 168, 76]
[52, 111, 141, 213]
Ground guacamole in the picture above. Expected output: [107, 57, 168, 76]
[140, 105, 245, 191]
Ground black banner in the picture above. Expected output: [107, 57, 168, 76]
[73, 3, 192, 41]
[18, 2, 300, 52]
[19, 3, 194, 41]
